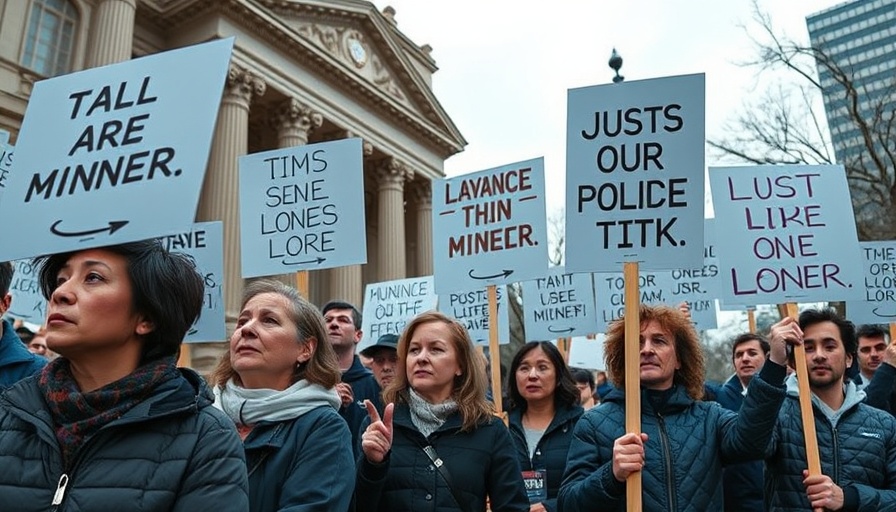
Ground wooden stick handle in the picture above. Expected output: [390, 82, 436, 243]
[786, 303, 821, 477]
[623, 262, 642, 512]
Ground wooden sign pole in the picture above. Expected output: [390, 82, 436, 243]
[623, 261, 642, 512]
[487, 285, 503, 416]
[747, 308, 757, 334]
[785, 303, 822, 483]
[295, 271, 309, 299]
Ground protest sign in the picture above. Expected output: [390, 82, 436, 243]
[7, 259, 46, 323]
[709, 165, 864, 304]
[521, 267, 598, 339]
[160, 221, 225, 342]
[239, 138, 365, 278]
[439, 285, 511, 346]
[846, 241, 896, 323]
[432, 157, 548, 293]
[0, 38, 234, 262]
[566, 73, 705, 272]
[0, 140, 12, 200]
[563, 334, 607, 370]
[594, 270, 672, 331]
[358, 275, 437, 351]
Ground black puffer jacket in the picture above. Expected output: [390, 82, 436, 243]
[356, 403, 529, 512]
[558, 362, 786, 512]
[507, 403, 583, 512]
[764, 376, 896, 511]
[0, 368, 249, 511]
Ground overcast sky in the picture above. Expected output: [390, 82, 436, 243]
[373, 0, 845, 214]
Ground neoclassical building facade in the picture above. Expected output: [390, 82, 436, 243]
[0, 0, 465, 369]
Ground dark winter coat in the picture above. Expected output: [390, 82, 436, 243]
[0, 318, 45, 390]
[355, 403, 529, 512]
[558, 362, 787, 512]
[243, 405, 354, 512]
[864, 361, 896, 415]
[341, 355, 383, 457]
[0, 367, 249, 511]
[764, 376, 896, 511]
[507, 403, 583, 512]
[715, 374, 766, 512]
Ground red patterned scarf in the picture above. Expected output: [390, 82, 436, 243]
[38, 355, 179, 467]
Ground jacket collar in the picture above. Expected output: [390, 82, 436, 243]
[0, 318, 37, 367]
[508, 403, 583, 435]
[605, 384, 693, 415]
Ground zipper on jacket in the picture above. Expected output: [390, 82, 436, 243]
[51, 474, 69, 510]
[656, 414, 678, 512]
[831, 426, 840, 484]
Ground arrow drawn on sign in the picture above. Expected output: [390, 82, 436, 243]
[548, 326, 575, 334]
[50, 219, 129, 238]
[187, 328, 198, 336]
[468, 269, 513, 280]
[282, 257, 327, 266]
[872, 307, 896, 318]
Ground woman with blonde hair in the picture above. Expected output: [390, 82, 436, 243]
[212, 279, 354, 512]
[357, 311, 528, 512]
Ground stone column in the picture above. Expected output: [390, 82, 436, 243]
[86, 0, 136, 67]
[269, 98, 323, 292]
[410, 180, 433, 276]
[193, 65, 265, 371]
[375, 158, 412, 282]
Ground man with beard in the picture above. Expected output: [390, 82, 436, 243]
[764, 309, 896, 511]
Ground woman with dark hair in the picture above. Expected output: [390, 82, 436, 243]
[507, 342, 583, 512]
[357, 310, 529, 512]
[212, 279, 354, 512]
[0, 240, 249, 511]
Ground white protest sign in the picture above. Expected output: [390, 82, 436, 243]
[439, 285, 511, 346]
[7, 260, 46, 324]
[432, 157, 548, 293]
[0, 141, 12, 200]
[563, 334, 607, 371]
[846, 241, 896, 323]
[709, 165, 864, 304]
[359, 276, 438, 351]
[521, 267, 598, 340]
[665, 218, 719, 330]
[566, 73, 705, 272]
[160, 221, 225, 343]
[0, 38, 234, 262]
[594, 270, 673, 331]
[0, 129, 8, 145]
[239, 138, 365, 278]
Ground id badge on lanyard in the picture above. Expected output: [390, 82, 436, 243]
[522, 469, 547, 503]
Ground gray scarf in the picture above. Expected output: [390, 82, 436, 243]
[407, 388, 459, 438]
[214, 378, 340, 425]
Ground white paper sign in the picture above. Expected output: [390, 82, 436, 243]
[239, 138, 366, 278]
[0, 38, 234, 262]
[439, 285, 511, 346]
[432, 158, 548, 293]
[359, 276, 438, 351]
[846, 241, 896, 323]
[566, 73, 705, 272]
[594, 271, 673, 331]
[709, 165, 864, 304]
[160, 221, 225, 343]
[563, 334, 607, 371]
[7, 259, 46, 323]
[0, 141, 12, 200]
[521, 268, 598, 340]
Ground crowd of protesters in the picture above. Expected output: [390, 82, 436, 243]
[0, 242, 894, 511]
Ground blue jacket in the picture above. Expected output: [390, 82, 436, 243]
[507, 403, 583, 512]
[558, 362, 786, 512]
[0, 318, 45, 390]
[244, 405, 354, 512]
[864, 362, 896, 415]
[715, 374, 765, 512]
[0, 367, 249, 511]
[356, 403, 529, 512]
[341, 356, 383, 457]
[764, 375, 896, 511]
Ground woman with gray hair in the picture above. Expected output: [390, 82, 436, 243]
[212, 279, 354, 512]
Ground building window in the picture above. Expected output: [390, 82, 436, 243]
[20, 0, 79, 77]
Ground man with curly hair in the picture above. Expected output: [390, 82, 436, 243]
[558, 304, 794, 512]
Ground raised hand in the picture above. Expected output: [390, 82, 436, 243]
[767, 316, 804, 366]
[361, 400, 393, 464]
[335, 382, 354, 408]
[612, 432, 649, 482]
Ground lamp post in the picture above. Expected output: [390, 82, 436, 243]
[609, 48, 624, 83]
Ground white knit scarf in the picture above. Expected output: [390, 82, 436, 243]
[214, 378, 340, 425]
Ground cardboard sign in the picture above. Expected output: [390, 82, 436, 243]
[709, 165, 864, 304]
[0, 140, 12, 200]
[358, 275, 438, 351]
[160, 221, 225, 342]
[564, 334, 607, 371]
[666, 219, 719, 330]
[566, 74, 705, 272]
[7, 259, 46, 323]
[432, 157, 548, 293]
[594, 270, 673, 331]
[521, 267, 598, 340]
[0, 38, 234, 262]
[846, 241, 896, 323]
[439, 285, 511, 346]
[239, 138, 366, 278]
